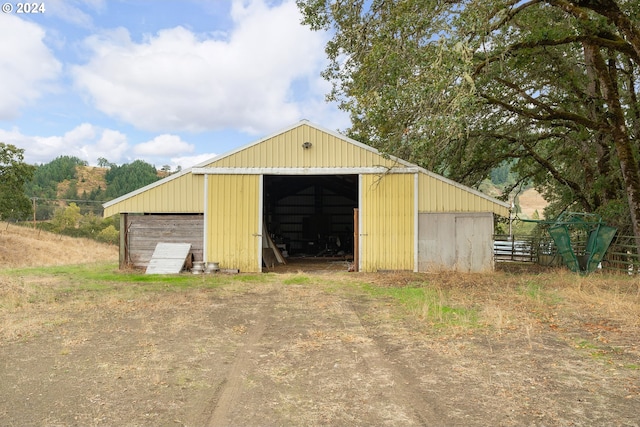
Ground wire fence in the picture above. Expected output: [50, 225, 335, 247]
[494, 233, 640, 274]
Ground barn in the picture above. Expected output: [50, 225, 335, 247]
[103, 120, 509, 273]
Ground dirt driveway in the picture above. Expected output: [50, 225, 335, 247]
[1, 270, 639, 426]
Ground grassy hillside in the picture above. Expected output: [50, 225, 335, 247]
[0, 222, 117, 268]
[56, 165, 108, 198]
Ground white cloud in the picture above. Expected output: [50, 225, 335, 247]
[0, 124, 129, 165]
[170, 153, 219, 170]
[134, 134, 194, 156]
[44, 0, 105, 28]
[71, 0, 331, 134]
[0, 15, 62, 119]
[90, 128, 129, 162]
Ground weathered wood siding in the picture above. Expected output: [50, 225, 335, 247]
[126, 214, 203, 269]
[418, 212, 494, 272]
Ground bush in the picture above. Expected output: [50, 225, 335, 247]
[97, 225, 119, 245]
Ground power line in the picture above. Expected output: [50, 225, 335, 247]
[29, 197, 108, 204]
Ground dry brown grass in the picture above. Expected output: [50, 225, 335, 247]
[518, 188, 548, 219]
[0, 221, 117, 268]
[1, 221, 638, 353]
[56, 165, 107, 198]
[360, 268, 640, 339]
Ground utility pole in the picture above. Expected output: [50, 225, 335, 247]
[32, 197, 36, 229]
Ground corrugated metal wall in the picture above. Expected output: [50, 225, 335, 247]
[418, 173, 508, 217]
[209, 124, 401, 169]
[360, 173, 414, 271]
[206, 175, 261, 272]
[102, 121, 511, 273]
[103, 173, 204, 217]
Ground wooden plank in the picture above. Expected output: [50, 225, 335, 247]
[126, 214, 204, 269]
[146, 242, 192, 274]
[263, 223, 286, 264]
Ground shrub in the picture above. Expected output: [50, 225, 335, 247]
[97, 225, 119, 245]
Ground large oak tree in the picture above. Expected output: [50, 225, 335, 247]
[298, 0, 640, 238]
[0, 143, 35, 221]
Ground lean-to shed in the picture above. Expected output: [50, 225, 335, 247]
[103, 120, 509, 273]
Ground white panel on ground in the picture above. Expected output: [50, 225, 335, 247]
[145, 242, 192, 274]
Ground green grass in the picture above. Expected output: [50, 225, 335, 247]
[233, 274, 271, 283]
[575, 339, 598, 350]
[573, 339, 635, 367]
[359, 283, 477, 328]
[518, 280, 563, 305]
[3, 263, 478, 329]
[0, 262, 270, 308]
[283, 275, 311, 285]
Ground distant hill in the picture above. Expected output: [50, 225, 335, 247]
[56, 165, 108, 199]
[517, 188, 548, 219]
[26, 158, 170, 220]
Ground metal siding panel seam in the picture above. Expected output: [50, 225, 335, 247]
[258, 175, 263, 272]
[414, 173, 419, 272]
[203, 174, 208, 263]
[358, 174, 363, 272]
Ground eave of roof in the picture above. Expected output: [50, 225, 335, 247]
[103, 119, 510, 211]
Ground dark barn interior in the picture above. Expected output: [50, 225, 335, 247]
[263, 175, 358, 259]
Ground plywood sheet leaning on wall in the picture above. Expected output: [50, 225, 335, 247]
[146, 242, 192, 274]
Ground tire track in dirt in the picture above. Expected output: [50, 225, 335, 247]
[337, 300, 442, 425]
[206, 300, 271, 427]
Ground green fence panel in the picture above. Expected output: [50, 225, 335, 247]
[548, 224, 580, 272]
[585, 225, 617, 273]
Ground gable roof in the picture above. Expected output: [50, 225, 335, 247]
[103, 120, 509, 216]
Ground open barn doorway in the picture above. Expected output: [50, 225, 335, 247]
[263, 174, 358, 270]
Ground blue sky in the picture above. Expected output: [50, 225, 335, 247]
[0, 0, 349, 170]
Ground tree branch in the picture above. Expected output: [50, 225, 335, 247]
[475, 34, 640, 75]
[480, 93, 604, 130]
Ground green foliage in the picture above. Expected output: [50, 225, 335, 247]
[105, 160, 160, 199]
[35, 210, 120, 243]
[25, 155, 86, 199]
[34, 201, 55, 222]
[78, 212, 102, 234]
[97, 225, 119, 245]
[595, 200, 633, 235]
[0, 143, 35, 221]
[490, 162, 516, 187]
[511, 219, 537, 236]
[51, 203, 82, 232]
[63, 180, 78, 200]
[10, 150, 159, 243]
[97, 157, 110, 168]
[22, 157, 161, 221]
[297, 0, 640, 237]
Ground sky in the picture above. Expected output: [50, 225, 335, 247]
[0, 0, 350, 170]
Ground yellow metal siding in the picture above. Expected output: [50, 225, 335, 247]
[103, 173, 204, 217]
[360, 174, 414, 271]
[418, 174, 509, 217]
[206, 175, 260, 272]
[208, 124, 400, 169]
